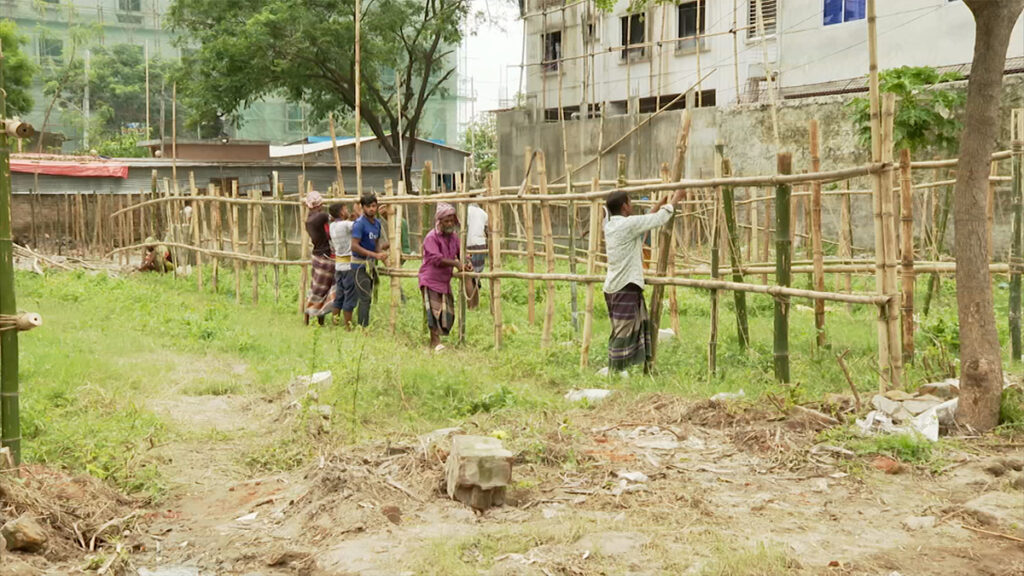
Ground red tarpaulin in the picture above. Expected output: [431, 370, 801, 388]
[10, 158, 130, 179]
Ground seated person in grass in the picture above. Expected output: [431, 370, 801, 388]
[139, 237, 172, 273]
[351, 194, 390, 328]
[329, 202, 359, 328]
[602, 189, 684, 375]
[418, 202, 472, 351]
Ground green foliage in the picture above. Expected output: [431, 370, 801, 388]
[44, 43, 179, 151]
[820, 426, 935, 464]
[461, 114, 496, 186]
[848, 66, 965, 154]
[999, 386, 1024, 433]
[0, 21, 37, 115]
[168, 0, 470, 160]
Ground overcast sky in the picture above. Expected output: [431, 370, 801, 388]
[460, 0, 525, 120]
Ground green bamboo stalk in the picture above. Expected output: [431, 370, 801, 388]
[774, 153, 793, 383]
[721, 159, 750, 350]
[0, 63, 23, 464]
[1011, 132, 1023, 362]
[708, 197, 721, 379]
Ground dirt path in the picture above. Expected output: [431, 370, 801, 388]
[130, 373, 1024, 576]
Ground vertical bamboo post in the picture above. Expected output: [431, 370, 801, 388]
[774, 153, 793, 383]
[488, 171, 503, 349]
[541, 197, 556, 348]
[270, 171, 280, 300]
[458, 169, 469, 346]
[721, 159, 749, 350]
[809, 120, 826, 347]
[748, 201, 758, 266]
[662, 163, 680, 337]
[1009, 109, 1023, 362]
[762, 190, 771, 284]
[209, 183, 219, 293]
[524, 147, 536, 324]
[329, 113, 345, 195]
[93, 193, 102, 255]
[649, 111, 691, 365]
[190, 173, 203, 291]
[387, 179, 401, 334]
[419, 161, 433, 251]
[149, 170, 158, 239]
[251, 188, 261, 304]
[299, 180, 311, 315]
[567, 164, 579, 333]
[879, 94, 902, 388]
[708, 195, 721, 379]
[899, 148, 916, 364]
[580, 180, 600, 370]
[231, 180, 241, 304]
[923, 176, 953, 316]
[839, 182, 853, 301]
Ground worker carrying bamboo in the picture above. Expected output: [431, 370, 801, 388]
[139, 237, 173, 273]
[602, 189, 684, 375]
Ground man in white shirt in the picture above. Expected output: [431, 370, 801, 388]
[465, 202, 489, 309]
[603, 189, 683, 373]
[329, 202, 359, 328]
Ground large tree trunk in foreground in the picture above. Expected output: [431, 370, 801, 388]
[955, 0, 1024, 432]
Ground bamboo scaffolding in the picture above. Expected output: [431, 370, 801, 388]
[774, 153, 793, 383]
[299, 179, 311, 315]
[1011, 109, 1023, 362]
[708, 195, 721, 379]
[274, 173, 285, 302]
[251, 187, 262, 304]
[190, 173, 203, 291]
[388, 180, 402, 334]
[810, 120, 826, 347]
[663, 163, 680, 337]
[210, 183, 220, 293]
[458, 171, 469, 346]
[839, 182, 853, 301]
[650, 112, 692, 365]
[899, 149, 916, 364]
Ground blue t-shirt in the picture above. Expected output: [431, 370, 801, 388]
[351, 215, 382, 268]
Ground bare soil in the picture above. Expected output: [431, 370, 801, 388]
[3, 366, 1023, 576]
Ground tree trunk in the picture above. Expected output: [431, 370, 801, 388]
[955, 0, 1024, 432]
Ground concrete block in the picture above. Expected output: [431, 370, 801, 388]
[445, 435, 513, 510]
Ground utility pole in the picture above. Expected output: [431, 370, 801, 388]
[0, 45, 36, 465]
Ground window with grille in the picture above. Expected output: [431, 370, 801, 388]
[823, 0, 865, 25]
[620, 13, 646, 60]
[119, 0, 141, 12]
[747, 0, 777, 37]
[542, 31, 562, 72]
[677, 0, 706, 52]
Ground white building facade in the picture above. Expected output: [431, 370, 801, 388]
[520, 0, 1024, 117]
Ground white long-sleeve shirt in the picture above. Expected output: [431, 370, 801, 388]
[602, 204, 674, 294]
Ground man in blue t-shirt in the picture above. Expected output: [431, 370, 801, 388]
[351, 193, 390, 327]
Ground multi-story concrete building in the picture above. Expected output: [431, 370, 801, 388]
[519, 0, 1023, 118]
[2, 0, 461, 148]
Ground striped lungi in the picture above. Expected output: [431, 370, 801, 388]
[604, 283, 651, 371]
[305, 254, 337, 317]
[422, 287, 455, 336]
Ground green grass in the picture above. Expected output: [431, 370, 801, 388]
[10, 261, 1020, 497]
[698, 542, 800, 576]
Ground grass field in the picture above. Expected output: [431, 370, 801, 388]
[11, 262, 1019, 496]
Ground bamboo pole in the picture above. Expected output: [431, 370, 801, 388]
[525, 147, 537, 324]
[810, 120, 826, 347]
[458, 171, 469, 346]
[580, 183, 600, 370]
[839, 182, 853, 302]
[721, 159, 749, 350]
[774, 153, 793, 383]
[210, 183, 220, 293]
[329, 113, 345, 195]
[388, 179, 402, 334]
[650, 112, 692, 365]
[899, 149, 916, 364]
[190, 173, 203, 291]
[881, 94, 903, 387]
[987, 159, 997, 264]
[541, 198, 556, 348]
[420, 161, 433, 250]
[275, 174, 285, 302]
[1011, 109, 1023, 362]
[488, 171, 503, 349]
[567, 166, 579, 333]
[231, 180, 241, 304]
[708, 195, 721, 379]
[762, 188, 771, 284]
[663, 163, 681, 337]
[251, 187, 261, 304]
[923, 177, 953, 316]
[300, 180, 311, 315]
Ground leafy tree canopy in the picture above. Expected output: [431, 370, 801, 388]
[461, 113, 496, 186]
[848, 66, 965, 155]
[0, 21, 37, 116]
[168, 0, 470, 166]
